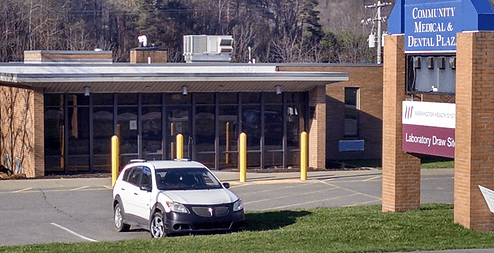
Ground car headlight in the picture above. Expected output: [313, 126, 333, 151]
[233, 199, 243, 212]
[166, 201, 190, 214]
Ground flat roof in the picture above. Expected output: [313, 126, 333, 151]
[0, 63, 349, 93]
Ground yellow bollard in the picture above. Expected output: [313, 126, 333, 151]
[239, 133, 247, 182]
[176, 134, 183, 159]
[300, 131, 308, 181]
[111, 135, 119, 187]
[226, 122, 230, 164]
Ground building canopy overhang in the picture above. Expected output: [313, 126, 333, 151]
[0, 63, 348, 93]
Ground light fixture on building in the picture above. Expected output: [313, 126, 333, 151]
[276, 85, 282, 95]
[84, 86, 90, 96]
[182, 85, 188, 96]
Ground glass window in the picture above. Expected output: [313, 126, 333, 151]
[165, 93, 191, 104]
[142, 93, 162, 105]
[195, 93, 215, 105]
[93, 94, 114, 105]
[141, 167, 152, 188]
[45, 94, 63, 106]
[68, 107, 89, 155]
[44, 107, 64, 156]
[287, 104, 304, 167]
[142, 106, 162, 155]
[219, 105, 238, 169]
[67, 94, 89, 106]
[264, 105, 283, 168]
[286, 92, 305, 104]
[242, 92, 260, 104]
[344, 88, 359, 136]
[264, 92, 282, 104]
[264, 105, 283, 147]
[242, 105, 261, 150]
[155, 167, 222, 190]
[195, 106, 215, 150]
[118, 93, 138, 105]
[118, 107, 138, 154]
[127, 167, 142, 186]
[93, 107, 114, 154]
[219, 92, 238, 104]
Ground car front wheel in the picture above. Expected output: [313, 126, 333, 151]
[150, 212, 166, 238]
[114, 203, 130, 232]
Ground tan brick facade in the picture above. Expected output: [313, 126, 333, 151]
[454, 32, 494, 231]
[308, 85, 327, 169]
[381, 35, 421, 212]
[278, 65, 383, 165]
[0, 86, 44, 178]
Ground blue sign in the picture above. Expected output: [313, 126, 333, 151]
[339, 140, 365, 152]
[405, 1, 460, 52]
[388, 0, 494, 53]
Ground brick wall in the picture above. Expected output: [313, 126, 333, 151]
[0, 86, 42, 178]
[455, 32, 494, 231]
[381, 35, 421, 212]
[278, 64, 383, 164]
[307, 85, 327, 169]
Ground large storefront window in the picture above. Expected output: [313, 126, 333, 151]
[44, 94, 64, 173]
[44, 91, 307, 174]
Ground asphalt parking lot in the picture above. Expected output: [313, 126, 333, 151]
[0, 168, 454, 247]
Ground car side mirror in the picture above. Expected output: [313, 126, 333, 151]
[223, 182, 230, 189]
[140, 185, 152, 192]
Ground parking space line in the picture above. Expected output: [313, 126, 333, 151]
[11, 187, 33, 193]
[237, 183, 310, 195]
[362, 175, 382, 182]
[69, 186, 90, 191]
[318, 180, 381, 200]
[260, 193, 359, 211]
[51, 223, 98, 242]
[343, 199, 381, 207]
[244, 187, 338, 205]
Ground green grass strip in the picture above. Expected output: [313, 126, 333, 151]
[2, 204, 494, 253]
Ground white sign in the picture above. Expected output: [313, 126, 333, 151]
[479, 185, 494, 213]
[402, 101, 456, 129]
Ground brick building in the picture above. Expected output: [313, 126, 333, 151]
[0, 50, 383, 177]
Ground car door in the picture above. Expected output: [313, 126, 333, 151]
[133, 166, 153, 220]
[120, 166, 143, 217]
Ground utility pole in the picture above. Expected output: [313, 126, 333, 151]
[363, 1, 392, 64]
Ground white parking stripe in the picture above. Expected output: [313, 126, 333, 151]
[51, 223, 98, 242]
[69, 186, 90, 191]
[343, 199, 381, 207]
[243, 187, 338, 205]
[318, 180, 381, 200]
[362, 175, 382, 182]
[260, 193, 359, 211]
[12, 187, 33, 193]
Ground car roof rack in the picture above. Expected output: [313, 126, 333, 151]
[128, 159, 146, 164]
[174, 158, 190, 162]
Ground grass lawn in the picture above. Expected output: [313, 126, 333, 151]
[2, 204, 494, 253]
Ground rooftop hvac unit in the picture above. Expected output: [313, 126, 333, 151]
[183, 35, 233, 63]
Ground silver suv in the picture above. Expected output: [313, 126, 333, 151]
[112, 159, 245, 238]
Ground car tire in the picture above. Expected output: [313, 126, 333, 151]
[114, 203, 130, 232]
[150, 211, 166, 238]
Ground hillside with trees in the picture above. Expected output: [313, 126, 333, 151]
[0, 0, 399, 63]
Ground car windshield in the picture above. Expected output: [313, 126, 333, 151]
[155, 167, 223, 191]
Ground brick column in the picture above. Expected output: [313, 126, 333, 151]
[382, 34, 421, 212]
[455, 32, 494, 231]
[33, 88, 45, 177]
[308, 85, 326, 169]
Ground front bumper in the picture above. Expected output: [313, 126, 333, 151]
[164, 203, 245, 234]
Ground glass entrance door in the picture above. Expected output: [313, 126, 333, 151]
[167, 107, 191, 160]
